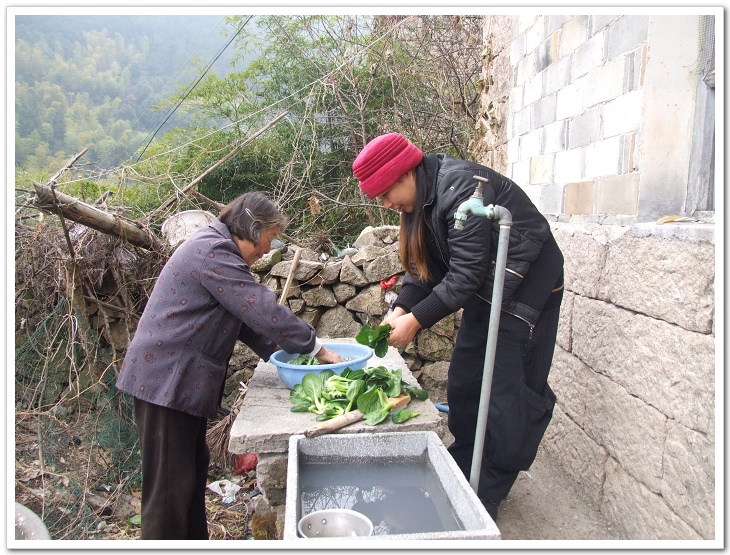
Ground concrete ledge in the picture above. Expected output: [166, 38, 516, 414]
[229, 338, 443, 457]
[229, 338, 445, 518]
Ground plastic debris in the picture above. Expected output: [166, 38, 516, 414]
[207, 480, 241, 504]
[380, 275, 398, 290]
[232, 453, 258, 475]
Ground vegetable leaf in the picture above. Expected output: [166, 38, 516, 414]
[402, 384, 429, 401]
[392, 408, 420, 424]
[355, 384, 381, 415]
[289, 354, 319, 365]
[345, 379, 365, 413]
[356, 323, 392, 357]
[363, 390, 396, 425]
[290, 366, 417, 423]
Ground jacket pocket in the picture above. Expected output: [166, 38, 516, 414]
[486, 382, 556, 471]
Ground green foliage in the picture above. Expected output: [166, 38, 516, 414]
[356, 323, 393, 358]
[196, 14, 482, 242]
[15, 14, 483, 249]
[14, 15, 236, 174]
[289, 365, 412, 424]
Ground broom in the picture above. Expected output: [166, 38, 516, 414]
[205, 247, 302, 469]
[206, 383, 247, 470]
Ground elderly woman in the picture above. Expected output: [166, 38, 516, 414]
[116, 191, 341, 539]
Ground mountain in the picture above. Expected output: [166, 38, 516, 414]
[14, 14, 242, 172]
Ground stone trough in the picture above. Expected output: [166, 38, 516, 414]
[283, 431, 500, 541]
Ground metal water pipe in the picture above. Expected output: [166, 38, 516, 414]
[453, 175, 513, 494]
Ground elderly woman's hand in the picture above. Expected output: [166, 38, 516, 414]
[315, 346, 344, 364]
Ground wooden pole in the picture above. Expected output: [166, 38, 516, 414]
[32, 181, 163, 251]
[278, 247, 302, 305]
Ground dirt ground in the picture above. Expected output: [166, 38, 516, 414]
[496, 447, 620, 540]
[433, 430, 621, 542]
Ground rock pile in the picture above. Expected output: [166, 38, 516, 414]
[246, 225, 459, 404]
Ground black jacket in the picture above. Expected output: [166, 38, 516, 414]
[394, 154, 564, 330]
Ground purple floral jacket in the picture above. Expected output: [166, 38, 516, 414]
[115, 220, 316, 419]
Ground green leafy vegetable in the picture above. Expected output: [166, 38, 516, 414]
[289, 354, 319, 365]
[363, 389, 397, 425]
[345, 379, 365, 412]
[356, 323, 392, 357]
[391, 408, 420, 424]
[402, 384, 429, 401]
[355, 384, 381, 415]
[288, 365, 428, 425]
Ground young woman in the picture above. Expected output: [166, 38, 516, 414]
[116, 191, 341, 539]
[352, 133, 564, 520]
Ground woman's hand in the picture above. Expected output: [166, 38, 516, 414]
[387, 313, 422, 349]
[382, 307, 407, 327]
[315, 346, 344, 364]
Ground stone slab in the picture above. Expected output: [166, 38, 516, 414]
[229, 338, 443, 457]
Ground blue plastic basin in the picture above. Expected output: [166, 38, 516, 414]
[270, 342, 374, 389]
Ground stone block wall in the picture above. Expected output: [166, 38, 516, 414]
[466, 12, 718, 540]
[547, 222, 715, 540]
[247, 225, 456, 406]
[507, 14, 707, 224]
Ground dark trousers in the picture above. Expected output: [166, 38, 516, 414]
[447, 292, 561, 503]
[134, 398, 210, 539]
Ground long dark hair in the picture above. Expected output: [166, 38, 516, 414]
[219, 191, 287, 243]
[399, 168, 430, 281]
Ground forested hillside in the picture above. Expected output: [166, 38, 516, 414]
[14, 15, 238, 174]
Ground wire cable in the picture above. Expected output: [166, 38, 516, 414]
[134, 15, 252, 163]
[133, 15, 415, 166]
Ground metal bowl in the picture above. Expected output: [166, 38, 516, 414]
[297, 508, 374, 538]
[271, 342, 373, 389]
[15, 502, 50, 540]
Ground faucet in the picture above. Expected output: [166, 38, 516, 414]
[454, 175, 513, 229]
[452, 175, 514, 499]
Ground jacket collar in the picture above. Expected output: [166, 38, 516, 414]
[211, 218, 233, 241]
[417, 153, 442, 206]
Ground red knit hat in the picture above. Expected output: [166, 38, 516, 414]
[353, 133, 423, 199]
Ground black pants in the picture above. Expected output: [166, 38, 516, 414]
[447, 292, 561, 503]
[134, 398, 210, 539]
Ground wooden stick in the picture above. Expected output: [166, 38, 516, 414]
[32, 181, 163, 251]
[278, 247, 302, 305]
[47, 148, 88, 187]
[303, 395, 411, 438]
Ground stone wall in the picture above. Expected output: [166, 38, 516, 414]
[505, 14, 711, 224]
[467, 13, 718, 540]
[247, 225, 455, 406]
[547, 222, 715, 540]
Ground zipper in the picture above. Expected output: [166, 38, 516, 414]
[423, 199, 449, 268]
[475, 293, 535, 338]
